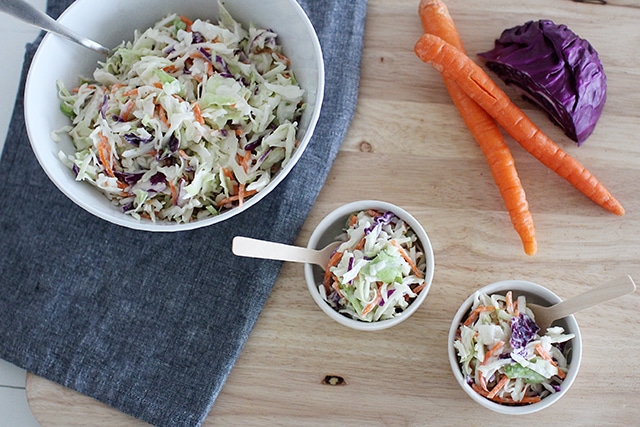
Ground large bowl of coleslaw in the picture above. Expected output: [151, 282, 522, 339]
[304, 200, 435, 331]
[448, 280, 582, 414]
[24, 0, 324, 231]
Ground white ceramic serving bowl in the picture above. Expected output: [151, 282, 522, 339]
[25, 0, 324, 231]
[304, 200, 435, 331]
[448, 280, 582, 415]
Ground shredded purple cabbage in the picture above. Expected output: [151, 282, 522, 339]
[364, 211, 397, 234]
[510, 313, 540, 350]
[123, 132, 153, 146]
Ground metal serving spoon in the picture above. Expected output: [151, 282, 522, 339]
[232, 236, 341, 270]
[528, 274, 636, 331]
[0, 0, 110, 55]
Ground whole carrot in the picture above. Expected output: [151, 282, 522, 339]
[418, 0, 537, 255]
[414, 33, 624, 216]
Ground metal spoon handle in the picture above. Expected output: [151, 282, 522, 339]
[550, 274, 636, 318]
[0, 0, 110, 55]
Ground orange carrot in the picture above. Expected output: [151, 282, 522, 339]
[155, 104, 170, 127]
[389, 240, 424, 279]
[168, 180, 179, 206]
[97, 133, 115, 178]
[505, 290, 515, 314]
[361, 288, 382, 316]
[419, 0, 537, 255]
[473, 381, 542, 404]
[216, 188, 257, 208]
[414, 33, 624, 216]
[323, 250, 344, 292]
[481, 340, 505, 366]
[192, 103, 204, 125]
[120, 100, 136, 121]
[180, 15, 193, 32]
[121, 88, 139, 97]
[535, 343, 566, 379]
[462, 305, 495, 327]
[487, 375, 509, 399]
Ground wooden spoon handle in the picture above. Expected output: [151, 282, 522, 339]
[232, 236, 324, 266]
[549, 274, 636, 319]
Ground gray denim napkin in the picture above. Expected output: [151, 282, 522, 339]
[0, 0, 367, 426]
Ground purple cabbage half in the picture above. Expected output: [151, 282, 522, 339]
[478, 20, 606, 145]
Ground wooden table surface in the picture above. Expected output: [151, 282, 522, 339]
[25, 0, 640, 425]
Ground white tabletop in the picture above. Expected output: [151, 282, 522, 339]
[0, 1, 47, 425]
[0, 0, 45, 152]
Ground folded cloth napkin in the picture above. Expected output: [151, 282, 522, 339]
[0, 0, 367, 425]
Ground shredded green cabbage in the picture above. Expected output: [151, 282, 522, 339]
[54, 2, 305, 223]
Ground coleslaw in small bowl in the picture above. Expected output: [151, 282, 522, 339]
[305, 200, 435, 331]
[449, 280, 582, 414]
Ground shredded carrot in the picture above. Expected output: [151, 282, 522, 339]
[97, 133, 115, 178]
[192, 103, 204, 125]
[331, 282, 344, 297]
[487, 375, 509, 399]
[418, 0, 536, 255]
[411, 282, 427, 295]
[237, 184, 246, 207]
[462, 305, 495, 327]
[354, 236, 366, 251]
[221, 168, 235, 182]
[153, 82, 163, 89]
[361, 288, 382, 316]
[163, 65, 179, 73]
[506, 290, 515, 314]
[414, 32, 624, 216]
[481, 341, 505, 366]
[168, 180, 179, 206]
[478, 372, 488, 392]
[110, 83, 125, 93]
[237, 151, 252, 173]
[323, 250, 344, 292]
[472, 381, 542, 404]
[121, 88, 139, 97]
[389, 240, 424, 279]
[180, 15, 193, 32]
[155, 104, 170, 127]
[349, 214, 358, 227]
[535, 344, 566, 379]
[120, 100, 136, 122]
[216, 189, 258, 208]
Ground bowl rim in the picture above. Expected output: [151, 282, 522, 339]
[304, 200, 435, 331]
[448, 279, 583, 414]
[24, 0, 325, 232]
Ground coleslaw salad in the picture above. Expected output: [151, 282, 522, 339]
[454, 291, 575, 405]
[319, 209, 428, 322]
[53, 2, 305, 223]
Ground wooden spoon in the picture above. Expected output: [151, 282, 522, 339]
[528, 274, 636, 331]
[232, 236, 340, 270]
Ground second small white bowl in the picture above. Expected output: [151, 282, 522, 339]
[304, 200, 435, 331]
[448, 280, 582, 414]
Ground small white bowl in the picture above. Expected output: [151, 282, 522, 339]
[25, 0, 324, 231]
[448, 280, 582, 414]
[304, 200, 435, 331]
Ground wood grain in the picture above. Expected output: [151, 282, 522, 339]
[26, 0, 640, 425]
